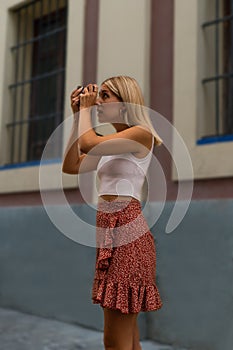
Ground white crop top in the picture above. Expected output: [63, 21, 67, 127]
[96, 136, 154, 201]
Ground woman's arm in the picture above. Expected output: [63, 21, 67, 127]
[79, 120, 151, 156]
[78, 85, 152, 156]
[62, 123, 102, 174]
[62, 118, 80, 174]
[62, 119, 101, 174]
[62, 87, 101, 174]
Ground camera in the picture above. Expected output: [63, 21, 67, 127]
[76, 85, 85, 107]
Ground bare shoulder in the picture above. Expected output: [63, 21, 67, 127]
[117, 124, 151, 141]
[127, 125, 153, 149]
[81, 125, 153, 156]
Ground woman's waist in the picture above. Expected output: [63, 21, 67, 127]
[97, 194, 141, 214]
[99, 194, 134, 202]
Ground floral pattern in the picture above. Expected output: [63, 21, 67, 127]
[92, 197, 163, 314]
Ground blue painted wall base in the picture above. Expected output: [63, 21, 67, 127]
[0, 199, 233, 349]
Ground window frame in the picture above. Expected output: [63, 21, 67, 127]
[172, 0, 233, 181]
[6, 2, 67, 165]
[198, 0, 233, 143]
[0, 0, 85, 193]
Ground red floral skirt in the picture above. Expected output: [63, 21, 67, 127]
[92, 197, 163, 314]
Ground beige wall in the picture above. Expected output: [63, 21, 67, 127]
[2, 0, 232, 193]
[0, 0, 152, 193]
[172, 0, 233, 180]
[97, 0, 151, 105]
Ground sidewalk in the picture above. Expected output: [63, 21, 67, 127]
[0, 307, 186, 350]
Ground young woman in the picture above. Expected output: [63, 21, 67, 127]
[62, 76, 163, 350]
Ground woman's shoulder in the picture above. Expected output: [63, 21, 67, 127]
[128, 125, 153, 151]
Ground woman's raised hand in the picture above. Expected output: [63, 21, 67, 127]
[80, 84, 98, 110]
[70, 86, 84, 114]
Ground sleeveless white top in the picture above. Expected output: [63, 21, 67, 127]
[96, 136, 154, 201]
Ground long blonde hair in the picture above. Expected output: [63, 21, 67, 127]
[102, 76, 163, 146]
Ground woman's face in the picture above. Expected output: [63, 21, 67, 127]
[96, 84, 124, 124]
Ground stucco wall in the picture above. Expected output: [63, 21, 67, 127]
[147, 199, 233, 350]
[0, 199, 233, 349]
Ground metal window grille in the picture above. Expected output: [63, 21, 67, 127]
[7, 0, 68, 165]
[201, 0, 233, 138]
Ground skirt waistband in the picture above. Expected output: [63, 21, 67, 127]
[97, 196, 141, 213]
[96, 197, 148, 249]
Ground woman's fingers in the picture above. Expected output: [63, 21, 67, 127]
[70, 88, 84, 113]
[71, 84, 98, 111]
[72, 96, 80, 104]
[83, 86, 89, 94]
[80, 87, 88, 101]
[93, 84, 98, 92]
[85, 84, 98, 93]
[71, 87, 83, 107]
[70, 86, 84, 101]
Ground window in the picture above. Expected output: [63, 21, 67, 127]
[199, 0, 233, 144]
[172, 0, 233, 180]
[7, 0, 68, 165]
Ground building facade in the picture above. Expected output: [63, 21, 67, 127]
[0, 1, 233, 349]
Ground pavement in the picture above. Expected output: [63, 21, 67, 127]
[0, 307, 187, 350]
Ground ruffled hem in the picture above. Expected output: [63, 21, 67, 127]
[92, 278, 163, 314]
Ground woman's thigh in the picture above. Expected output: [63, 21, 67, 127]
[103, 307, 138, 349]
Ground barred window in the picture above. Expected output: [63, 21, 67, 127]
[199, 0, 233, 144]
[7, 0, 68, 165]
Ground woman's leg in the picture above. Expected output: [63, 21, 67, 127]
[103, 307, 138, 350]
[133, 317, 142, 350]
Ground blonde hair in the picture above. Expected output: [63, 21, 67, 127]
[102, 76, 163, 146]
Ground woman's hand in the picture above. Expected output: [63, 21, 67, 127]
[70, 86, 84, 114]
[80, 84, 98, 110]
